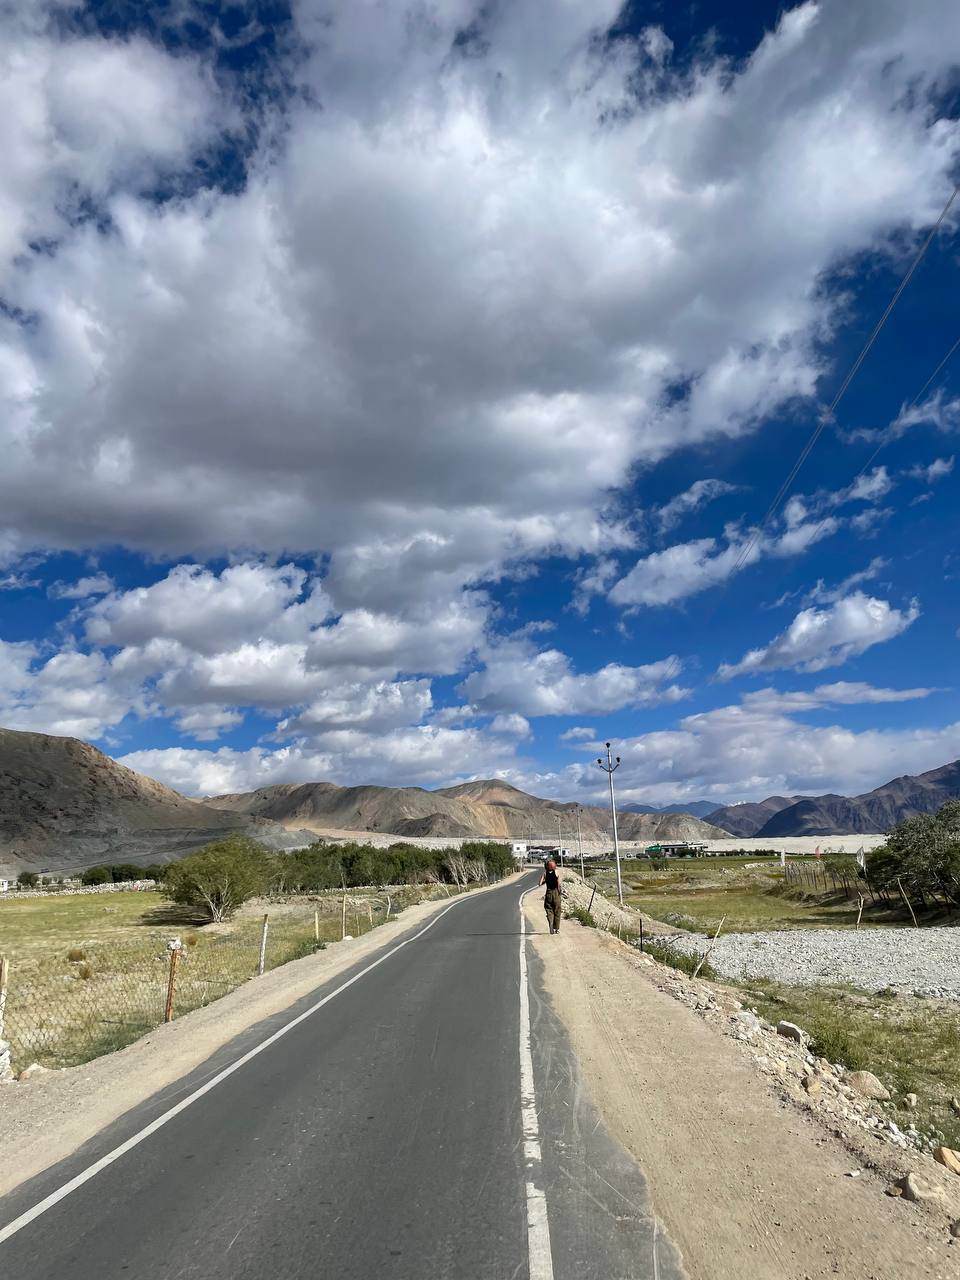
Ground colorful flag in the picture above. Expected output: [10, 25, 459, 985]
[814, 845, 821, 860]
[856, 846, 866, 871]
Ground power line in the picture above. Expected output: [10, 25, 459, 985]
[730, 182, 959, 579]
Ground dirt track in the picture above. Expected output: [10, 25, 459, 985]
[527, 903, 959, 1280]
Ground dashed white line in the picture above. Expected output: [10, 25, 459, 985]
[518, 889, 555, 1280]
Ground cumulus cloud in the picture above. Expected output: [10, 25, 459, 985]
[717, 592, 920, 678]
[120, 724, 524, 796]
[560, 702, 960, 807]
[0, 0, 958, 618]
[560, 726, 597, 742]
[609, 516, 837, 608]
[460, 644, 688, 716]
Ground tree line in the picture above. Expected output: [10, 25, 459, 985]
[161, 836, 516, 922]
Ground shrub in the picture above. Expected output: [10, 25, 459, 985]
[16, 871, 38, 888]
[66, 947, 86, 962]
[641, 938, 717, 980]
[163, 837, 274, 922]
[568, 905, 597, 928]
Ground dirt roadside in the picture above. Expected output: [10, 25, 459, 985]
[0, 876, 519, 1202]
[527, 902, 959, 1280]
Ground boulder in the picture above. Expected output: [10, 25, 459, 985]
[895, 1172, 948, 1206]
[950, 1220, 960, 1240]
[776, 1020, 807, 1044]
[846, 1070, 890, 1101]
[16, 1063, 50, 1082]
[904, 1093, 918, 1109]
[935, 1147, 960, 1177]
[802, 1076, 822, 1096]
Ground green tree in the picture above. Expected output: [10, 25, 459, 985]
[16, 870, 38, 888]
[870, 803, 960, 909]
[163, 838, 274, 922]
[81, 865, 112, 886]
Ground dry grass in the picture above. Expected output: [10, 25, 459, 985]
[0, 884, 453, 1073]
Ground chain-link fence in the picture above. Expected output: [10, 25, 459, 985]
[0, 887, 448, 1076]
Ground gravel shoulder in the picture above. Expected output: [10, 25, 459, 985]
[0, 877, 518, 1202]
[526, 899, 960, 1280]
[666, 925, 960, 998]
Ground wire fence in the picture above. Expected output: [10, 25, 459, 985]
[0, 887, 449, 1077]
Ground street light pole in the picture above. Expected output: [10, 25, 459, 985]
[576, 805, 584, 879]
[597, 741, 623, 906]
[557, 814, 564, 866]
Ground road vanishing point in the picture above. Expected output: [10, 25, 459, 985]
[0, 872, 685, 1279]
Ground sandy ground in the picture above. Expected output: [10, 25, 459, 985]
[0, 877, 519, 1201]
[527, 901, 959, 1280]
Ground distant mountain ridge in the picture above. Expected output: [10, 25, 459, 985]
[0, 727, 307, 874]
[706, 760, 960, 837]
[203, 778, 730, 843]
[620, 800, 719, 818]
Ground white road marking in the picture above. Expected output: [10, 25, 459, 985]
[518, 889, 555, 1280]
[0, 896, 470, 1246]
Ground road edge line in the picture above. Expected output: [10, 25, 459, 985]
[0, 893, 474, 1246]
[519, 888, 555, 1280]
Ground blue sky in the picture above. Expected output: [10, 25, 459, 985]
[1, 0, 959, 805]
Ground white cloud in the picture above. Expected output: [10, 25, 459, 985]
[806, 557, 887, 605]
[740, 682, 935, 713]
[909, 455, 954, 483]
[609, 516, 838, 608]
[717, 592, 920, 678]
[564, 702, 960, 807]
[560, 726, 596, 742]
[0, 0, 957, 625]
[48, 573, 114, 600]
[489, 713, 531, 738]
[460, 643, 687, 716]
[657, 479, 739, 533]
[120, 723, 524, 796]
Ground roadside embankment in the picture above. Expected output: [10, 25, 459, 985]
[525, 889, 960, 1279]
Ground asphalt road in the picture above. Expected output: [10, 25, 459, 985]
[0, 873, 685, 1279]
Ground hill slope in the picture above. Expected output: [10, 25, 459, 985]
[757, 759, 960, 837]
[0, 727, 302, 874]
[205, 778, 729, 843]
[706, 796, 801, 837]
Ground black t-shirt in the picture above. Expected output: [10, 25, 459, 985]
[544, 867, 560, 892]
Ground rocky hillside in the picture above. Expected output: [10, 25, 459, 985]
[705, 796, 801, 837]
[707, 759, 960, 837]
[0, 727, 304, 875]
[204, 777, 729, 842]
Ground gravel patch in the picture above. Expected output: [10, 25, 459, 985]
[665, 927, 960, 998]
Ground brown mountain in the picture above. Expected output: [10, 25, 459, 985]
[705, 759, 960, 838]
[203, 777, 729, 843]
[756, 759, 960, 837]
[0, 727, 304, 875]
[705, 796, 801, 837]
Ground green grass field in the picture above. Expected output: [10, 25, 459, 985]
[584, 857, 911, 933]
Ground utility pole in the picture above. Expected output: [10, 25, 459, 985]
[576, 805, 584, 879]
[597, 741, 623, 906]
[557, 814, 564, 866]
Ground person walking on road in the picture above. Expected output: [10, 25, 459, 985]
[539, 858, 563, 934]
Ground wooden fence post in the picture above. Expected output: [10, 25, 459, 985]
[341, 893, 347, 940]
[164, 942, 182, 1023]
[314, 909, 320, 944]
[258, 914, 269, 976]
[0, 954, 8, 1040]
[692, 916, 725, 981]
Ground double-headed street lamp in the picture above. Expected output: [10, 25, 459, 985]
[596, 742, 623, 906]
[575, 804, 584, 879]
[556, 814, 564, 866]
